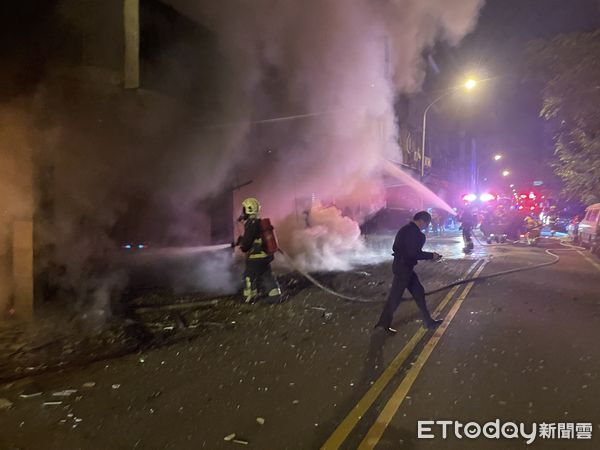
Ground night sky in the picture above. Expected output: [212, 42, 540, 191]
[437, 0, 600, 195]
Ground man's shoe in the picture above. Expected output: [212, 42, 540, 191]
[374, 324, 397, 335]
[425, 319, 443, 329]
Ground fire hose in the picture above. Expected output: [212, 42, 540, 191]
[278, 239, 584, 304]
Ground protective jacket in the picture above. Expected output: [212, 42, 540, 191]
[239, 218, 269, 260]
[392, 222, 434, 270]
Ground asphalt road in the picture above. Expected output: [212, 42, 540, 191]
[1, 235, 600, 450]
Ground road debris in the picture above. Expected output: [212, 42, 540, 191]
[256, 417, 265, 425]
[149, 391, 162, 399]
[43, 401, 63, 406]
[82, 382, 96, 388]
[0, 398, 13, 410]
[224, 433, 236, 441]
[19, 391, 42, 399]
[233, 439, 249, 445]
[112, 384, 121, 390]
[53, 389, 78, 397]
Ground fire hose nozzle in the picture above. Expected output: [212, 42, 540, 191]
[232, 236, 242, 248]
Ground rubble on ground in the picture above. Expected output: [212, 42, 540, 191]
[0, 257, 471, 383]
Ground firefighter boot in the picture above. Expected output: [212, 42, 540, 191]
[266, 286, 282, 304]
[243, 277, 258, 304]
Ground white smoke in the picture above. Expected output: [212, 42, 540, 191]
[166, 0, 484, 271]
[0, 0, 485, 317]
[130, 244, 238, 294]
[276, 203, 367, 272]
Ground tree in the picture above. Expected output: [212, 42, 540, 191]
[527, 29, 600, 205]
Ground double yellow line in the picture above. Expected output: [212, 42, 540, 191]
[321, 259, 488, 450]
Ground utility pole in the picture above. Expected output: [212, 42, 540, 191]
[124, 0, 140, 89]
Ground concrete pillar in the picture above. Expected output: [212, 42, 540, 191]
[0, 218, 10, 317]
[12, 220, 33, 319]
[124, 0, 140, 89]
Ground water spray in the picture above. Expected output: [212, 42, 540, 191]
[383, 161, 456, 215]
[136, 243, 232, 258]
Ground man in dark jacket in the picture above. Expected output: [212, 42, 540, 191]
[234, 198, 281, 304]
[375, 211, 443, 334]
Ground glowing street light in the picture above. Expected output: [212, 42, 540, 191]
[502, 170, 511, 177]
[465, 78, 477, 90]
[421, 77, 479, 179]
[494, 154, 503, 161]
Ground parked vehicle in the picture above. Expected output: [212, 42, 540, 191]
[578, 203, 600, 253]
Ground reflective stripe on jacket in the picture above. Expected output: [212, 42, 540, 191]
[240, 218, 268, 259]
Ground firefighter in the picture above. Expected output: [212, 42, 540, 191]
[374, 211, 443, 334]
[430, 209, 441, 236]
[524, 215, 542, 246]
[233, 198, 282, 304]
[459, 208, 477, 253]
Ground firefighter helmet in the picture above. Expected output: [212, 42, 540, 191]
[242, 198, 261, 218]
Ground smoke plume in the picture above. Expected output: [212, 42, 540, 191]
[166, 0, 484, 270]
[170, 0, 484, 216]
[276, 204, 367, 272]
[1, 0, 484, 315]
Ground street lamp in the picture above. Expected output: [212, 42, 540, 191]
[465, 78, 477, 90]
[476, 153, 503, 194]
[421, 78, 478, 179]
[502, 169, 511, 177]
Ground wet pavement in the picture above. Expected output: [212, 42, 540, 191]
[1, 235, 600, 449]
[370, 244, 600, 450]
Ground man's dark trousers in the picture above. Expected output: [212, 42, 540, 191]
[376, 261, 433, 329]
